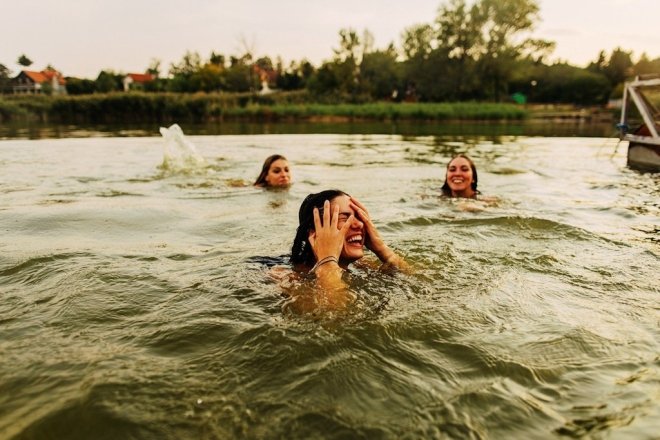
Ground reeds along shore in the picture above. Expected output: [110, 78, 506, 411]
[0, 91, 529, 124]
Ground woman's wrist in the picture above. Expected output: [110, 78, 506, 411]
[311, 255, 339, 273]
[374, 246, 395, 263]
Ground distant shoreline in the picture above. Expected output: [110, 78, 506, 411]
[0, 92, 616, 125]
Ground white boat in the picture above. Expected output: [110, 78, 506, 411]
[618, 75, 660, 171]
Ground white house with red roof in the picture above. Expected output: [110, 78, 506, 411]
[123, 73, 155, 91]
[13, 69, 67, 95]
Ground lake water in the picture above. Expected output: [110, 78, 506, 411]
[0, 127, 658, 439]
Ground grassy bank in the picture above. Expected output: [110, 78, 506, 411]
[0, 92, 528, 124]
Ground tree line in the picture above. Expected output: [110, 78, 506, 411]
[2, 0, 659, 105]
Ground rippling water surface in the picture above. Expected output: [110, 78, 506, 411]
[1, 131, 658, 439]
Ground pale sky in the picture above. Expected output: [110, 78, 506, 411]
[1, 0, 659, 78]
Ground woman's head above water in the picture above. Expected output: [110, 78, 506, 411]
[290, 190, 365, 267]
[441, 154, 478, 198]
[286, 190, 408, 310]
[254, 154, 291, 188]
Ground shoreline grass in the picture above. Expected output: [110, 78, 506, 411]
[0, 92, 528, 124]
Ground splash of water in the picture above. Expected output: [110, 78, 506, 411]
[158, 124, 207, 173]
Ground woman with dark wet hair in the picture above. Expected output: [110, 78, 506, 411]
[254, 154, 291, 188]
[441, 154, 479, 199]
[287, 189, 407, 309]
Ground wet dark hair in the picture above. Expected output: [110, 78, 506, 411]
[441, 154, 479, 197]
[290, 189, 348, 266]
[254, 154, 288, 187]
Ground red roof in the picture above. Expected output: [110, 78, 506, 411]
[24, 70, 48, 83]
[252, 65, 278, 83]
[126, 73, 155, 83]
[22, 69, 66, 85]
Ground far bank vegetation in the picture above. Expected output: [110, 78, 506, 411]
[1, 0, 658, 124]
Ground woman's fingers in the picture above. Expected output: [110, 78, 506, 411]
[322, 200, 330, 227]
[350, 197, 369, 214]
[340, 214, 355, 234]
[331, 202, 339, 228]
[350, 202, 370, 224]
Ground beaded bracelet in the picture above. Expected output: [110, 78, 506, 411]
[311, 256, 339, 273]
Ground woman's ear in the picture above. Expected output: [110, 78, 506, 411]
[307, 230, 317, 257]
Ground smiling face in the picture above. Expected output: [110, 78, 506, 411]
[445, 156, 476, 198]
[264, 159, 291, 187]
[331, 194, 365, 264]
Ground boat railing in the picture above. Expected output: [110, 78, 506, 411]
[619, 76, 660, 143]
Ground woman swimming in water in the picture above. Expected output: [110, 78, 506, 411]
[287, 189, 407, 310]
[441, 154, 478, 199]
[254, 154, 292, 188]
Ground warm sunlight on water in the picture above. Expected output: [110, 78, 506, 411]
[1, 132, 658, 439]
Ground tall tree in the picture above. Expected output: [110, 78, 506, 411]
[436, 0, 483, 61]
[147, 59, 161, 77]
[0, 63, 12, 93]
[330, 28, 363, 98]
[95, 70, 123, 93]
[168, 51, 203, 92]
[401, 24, 435, 60]
[477, 0, 552, 100]
[209, 52, 225, 67]
[588, 51, 607, 75]
[435, 0, 485, 99]
[604, 47, 633, 86]
[634, 53, 660, 76]
[17, 54, 33, 67]
[361, 45, 401, 100]
[333, 28, 362, 63]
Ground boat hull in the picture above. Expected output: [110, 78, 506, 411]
[627, 141, 660, 171]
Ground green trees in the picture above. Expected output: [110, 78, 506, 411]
[307, 28, 401, 102]
[18, 0, 656, 106]
[361, 46, 400, 100]
[588, 48, 634, 90]
[582, 47, 659, 99]
[0, 64, 12, 93]
[65, 77, 96, 95]
[511, 62, 611, 105]
[478, 0, 553, 100]
[399, 0, 553, 102]
[276, 60, 315, 91]
[95, 71, 123, 93]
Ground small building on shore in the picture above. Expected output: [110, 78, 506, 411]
[13, 69, 67, 95]
[123, 73, 155, 91]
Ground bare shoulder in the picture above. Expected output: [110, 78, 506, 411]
[267, 265, 303, 285]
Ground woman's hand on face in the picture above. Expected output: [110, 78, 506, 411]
[349, 197, 394, 262]
[308, 200, 354, 261]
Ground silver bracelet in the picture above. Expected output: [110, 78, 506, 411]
[311, 256, 338, 273]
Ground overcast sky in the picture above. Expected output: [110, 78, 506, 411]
[1, 0, 659, 78]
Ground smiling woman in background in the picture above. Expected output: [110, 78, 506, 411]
[441, 154, 479, 199]
[254, 154, 292, 188]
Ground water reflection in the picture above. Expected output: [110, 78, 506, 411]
[1, 120, 618, 140]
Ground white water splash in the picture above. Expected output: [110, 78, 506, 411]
[158, 124, 207, 173]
